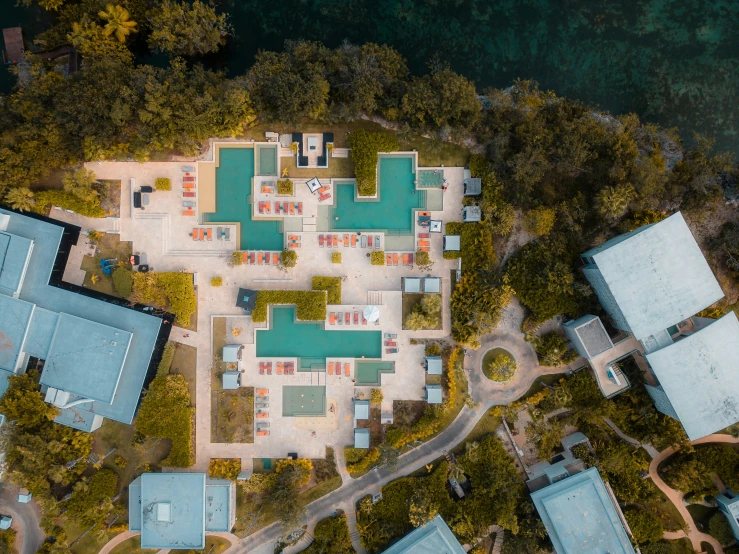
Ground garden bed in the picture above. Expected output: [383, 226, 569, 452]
[212, 387, 255, 443]
[80, 234, 133, 297]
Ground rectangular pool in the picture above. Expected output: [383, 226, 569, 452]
[202, 147, 284, 250]
[283, 386, 326, 417]
[256, 307, 382, 367]
[330, 155, 425, 234]
[355, 361, 395, 385]
[257, 144, 277, 176]
[417, 169, 444, 188]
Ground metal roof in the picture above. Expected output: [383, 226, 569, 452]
[403, 278, 421, 293]
[354, 399, 370, 420]
[354, 428, 370, 448]
[531, 467, 635, 554]
[426, 384, 443, 404]
[381, 515, 465, 554]
[444, 235, 460, 251]
[222, 344, 240, 363]
[222, 371, 240, 390]
[423, 277, 440, 293]
[583, 212, 724, 341]
[646, 312, 739, 440]
[564, 315, 613, 359]
[0, 230, 33, 295]
[0, 295, 34, 372]
[425, 356, 443, 375]
[463, 206, 481, 222]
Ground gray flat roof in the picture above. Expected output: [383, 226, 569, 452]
[423, 277, 440, 293]
[354, 428, 370, 448]
[426, 384, 443, 404]
[40, 313, 131, 403]
[583, 212, 724, 341]
[0, 230, 33, 295]
[567, 315, 613, 358]
[426, 356, 443, 375]
[0, 209, 162, 424]
[444, 235, 460, 251]
[24, 307, 59, 359]
[354, 399, 370, 420]
[381, 515, 465, 554]
[531, 467, 635, 554]
[0, 295, 33, 372]
[646, 312, 739, 440]
[139, 473, 206, 549]
[404, 278, 421, 293]
[204, 478, 233, 532]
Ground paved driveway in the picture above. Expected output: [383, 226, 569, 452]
[0, 487, 45, 554]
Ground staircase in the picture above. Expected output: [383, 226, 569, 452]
[280, 532, 314, 554]
[106, 217, 120, 234]
[367, 291, 383, 305]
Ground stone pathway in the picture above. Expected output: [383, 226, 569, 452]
[98, 531, 138, 554]
[603, 417, 660, 458]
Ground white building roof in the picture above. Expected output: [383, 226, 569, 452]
[646, 312, 739, 440]
[404, 278, 421, 293]
[583, 212, 724, 341]
[444, 235, 460, 251]
[423, 277, 440, 293]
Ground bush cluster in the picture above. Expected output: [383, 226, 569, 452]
[281, 249, 297, 268]
[211, 276, 223, 287]
[348, 130, 399, 196]
[112, 267, 133, 298]
[154, 177, 171, 191]
[532, 332, 578, 367]
[131, 272, 197, 326]
[252, 290, 327, 322]
[331, 252, 342, 264]
[443, 250, 461, 259]
[209, 458, 241, 480]
[370, 251, 385, 265]
[404, 294, 441, 330]
[157, 341, 176, 376]
[345, 447, 380, 477]
[277, 179, 293, 195]
[311, 276, 342, 304]
[33, 190, 107, 218]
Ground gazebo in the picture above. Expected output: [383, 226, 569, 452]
[236, 288, 257, 315]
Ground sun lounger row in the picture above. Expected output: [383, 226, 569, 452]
[259, 361, 295, 375]
[319, 234, 381, 249]
[327, 362, 351, 376]
[191, 227, 213, 241]
[257, 201, 303, 215]
[329, 311, 368, 326]
[241, 251, 281, 265]
[385, 253, 414, 266]
[417, 239, 430, 252]
[384, 339, 397, 347]
[288, 235, 301, 249]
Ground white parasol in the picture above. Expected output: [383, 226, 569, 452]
[363, 305, 380, 322]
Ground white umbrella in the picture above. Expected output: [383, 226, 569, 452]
[363, 305, 380, 322]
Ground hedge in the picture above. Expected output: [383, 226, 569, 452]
[345, 447, 380, 477]
[211, 276, 223, 287]
[155, 177, 171, 191]
[209, 458, 241, 480]
[252, 290, 327, 322]
[312, 276, 342, 304]
[348, 130, 399, 196]
[157, 341, 176, 376]
[33, 190, 106, 218]
[112, 267, 133, 298]
[277, 179, 293, 195]
[371, 251, 385, 265]
[443, 250, 461, 259]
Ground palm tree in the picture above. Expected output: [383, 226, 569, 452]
[98, 4, 137, 43]
[448, 463, 465, 483]
[595, 183, 635, 220]
[464, 441, 480, 462]
[5, 187, 35, 212]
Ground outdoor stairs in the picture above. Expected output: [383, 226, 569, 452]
[106, 217, 120, 234]
[281, 532, 314, 554]
[367, 291, 383, 305]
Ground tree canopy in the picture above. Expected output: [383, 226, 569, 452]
[148, 0, 230, 56]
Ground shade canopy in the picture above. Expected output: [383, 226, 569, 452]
[306, 177, 322, 193]
[363, 305, 380, 322]
[236, 288, 257, 313]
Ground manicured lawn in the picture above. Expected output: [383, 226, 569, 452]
[398, 134, 471, 168]
[639, 489, 686, 532]
[520, 372, 567, 399]
[109, 536, 156, 554]
[68, 520, 112, 554]
[80, 233, 133, 297]
[280, 155, 355, 179]
[481, 347, 516, 382]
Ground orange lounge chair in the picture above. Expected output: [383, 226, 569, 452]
[256, 412, 269, 419]
[182, 210, 195, 216]
[298, 203, 303, 215]
[206, 228, 212, 241]
[256, 388, 268, 397]
[344, 234, 350, 247]
[386, 253, 392, 265]
[362, 314, 368, 325]
[191, 228, 198, 240]
[258, 253, 264, 265]
[289, 203, 295, 215]
[393, 253, 399, 265]
[328, 362, 334, 375]
[329, 313, 337, 325]
[333, 235, 338, 247]
[199, 229, 205, 240]
[277, 362, 283, 375]
[257, 430, 270, 436]
[344, 363, 350, 376]
[273, 253, 280, 264]
[265, 202, 271, 214]
[351, 235, 357, 247]
[242, 252, 249, 263]
[183, 182, 195, 190]
[420, 246, 429, 252]
[345, 312, 351, 324]
[288, 243, 298, 249]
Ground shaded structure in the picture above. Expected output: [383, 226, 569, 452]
[381, 515, 465, 554]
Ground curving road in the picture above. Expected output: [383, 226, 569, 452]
[648, 434, 739, 554]
[0, 487, 45, 554]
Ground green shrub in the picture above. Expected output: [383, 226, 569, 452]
[443, 250, 461, 259]
[404, 293, 441, 330]
[306, 514, 354, 554]
[533, 332, 578, 367]
[348, 130, 399, 196]
[425, 343, 441, 356]
[281, 250, 297, 268]
[112, 267, 133, 298]
[370, 388, 383, 404]
[523, 207, 556, 237]
[483, 353, 517, 382]
[346, 447, 380, 477]
[157, 341, 176, 376]
[624, 507, 664, 544]
[114, 455, 127, 468]
[211, 276, 223, 287]
[132, 272, 197, 326]
[331, 252, 342, 264]
[209, 458, 241, 480]
[277, 179, 293, 195]
[708, 512, 734, 546]
[135, 374, 194, 467]
[370, 251, 385, 265]
[65, 469, 119, 525]
[252, 290, 327, 322]
[415, 250, 431, 268]
[155, 177, 171, 191]
[231, 251, 243, 266]
[312, 276, 342, 304]
[343, 446, 368, 464]
[445, 221, 495, 270]
[33, 190, 107, 218]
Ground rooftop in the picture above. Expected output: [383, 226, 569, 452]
[354, 399, 370, 420]
[425, 356, 442, 375]
[583, 212, 724, 341]
[645, 311, 739, 440]
[403, 277, 421, 293]
[426, 384, 442, 404]
[564, 315, 613, 359]
[443, 235, 460, 251]
[0, 228, 33, 296]
[531, 467, 635, 554]
[381, 515, 465, 554]
[354, 428, 370, 449]
[423, 277, 440, 293]
[0, 294, 34, 372]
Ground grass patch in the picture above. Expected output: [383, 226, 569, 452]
[211, 387, 255, 443]
[280, 154, 355, 179]
[109, 536, 157, 554]
[398, 134, 471, 167]
[300, 475, 342, 504]
[169, 342, 197, 401]
[688, 504, 718, 532]
[481, 347, 517, 383]
[80, 234, 133, 297]
[520, 373, 567, 399]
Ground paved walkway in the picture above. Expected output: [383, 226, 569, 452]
[0, 488, 44, 554]
[648, 434, 739, 554]
[603, 418, 660, 458]
[98, 530, 138, 554]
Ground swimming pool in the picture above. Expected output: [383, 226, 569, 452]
[202, 148, 284, 250]
[283, 385, 326, 417]
[330, 155, 425, 234]
[417, 169, 444, 188]
[256, 307, 382, 368]
[355, 361, 395, 385]
[257, 144, 277, 176]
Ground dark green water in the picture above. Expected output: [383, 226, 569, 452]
[4, 0, 739, 154]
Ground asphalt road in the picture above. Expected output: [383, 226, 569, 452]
[0, 487, 45, 554]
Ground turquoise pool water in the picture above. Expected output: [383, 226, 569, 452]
[330, 155, 425, 234]
[282, 385, 326, 417]
[203, 148, 283, 250]
[355, 361, 395, 385]
[258, 145, 277, 176]
[256, 307, 382, 367]
[418, 169, 443, 188]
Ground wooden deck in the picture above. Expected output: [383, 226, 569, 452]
[3, 27, 23, 64]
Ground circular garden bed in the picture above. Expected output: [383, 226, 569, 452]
[481, 347, 518, 383]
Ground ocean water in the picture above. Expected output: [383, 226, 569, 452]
[4, 0, 738, 154]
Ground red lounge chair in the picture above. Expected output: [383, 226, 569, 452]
[259, 362, 265, 375]
[258, 430, 270, 436]
[184, 191, 196, 198]
[283, 202, 288, 214]
[419, 233, 430, 239]
[264, 253, 271, 265]
[298, 203, 303, 215]
[266, 362, 272, 375]
[319, 192, 330, 202]
[256, 412, 269, 419]
[183, 176, 196, 182]
[408, 253, 414, 264]
[258, 202, 264, 214]
[289, 362, 294, 375]
[345, 363, 350, 376]
[354, 312, 359, 325]
[345, 312, 350, 324]
[362, 314, 367, 325]
[368, 236, 373, 247]
[385, 340, 397, 347]
[328, 362, 334, 375]
[273, 253, 280, 264]
[319, 235, 325, 247]
[351, 235, 357, 247]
